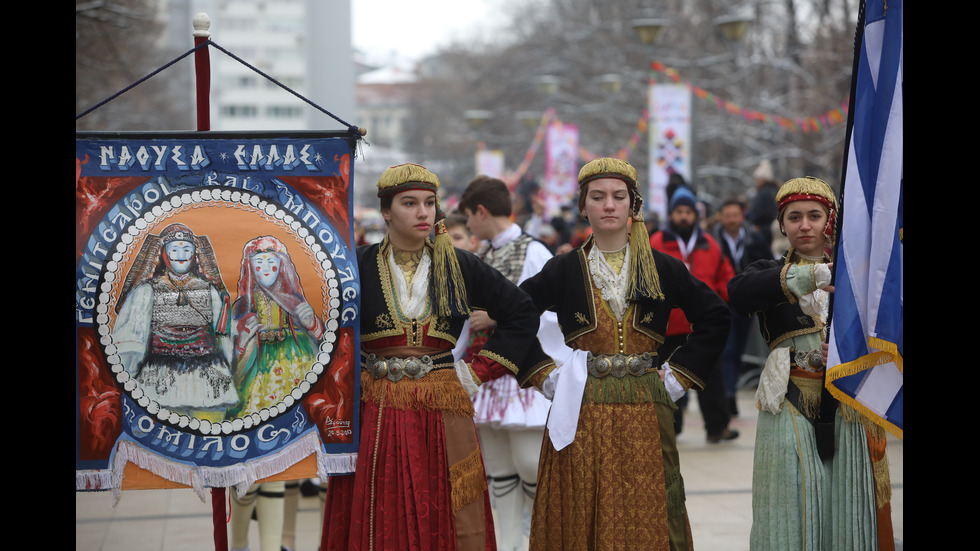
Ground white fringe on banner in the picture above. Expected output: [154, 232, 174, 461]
[76, 469, 113, 491]
[79, 433, 360, 505]
[318, 451, 358, 481]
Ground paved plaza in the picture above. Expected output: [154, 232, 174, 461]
[76, 389, 904, 551]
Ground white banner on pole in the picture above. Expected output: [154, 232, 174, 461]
[544, 121, 579, 217]
[475, 149, 505, 179]
[648, 84, 692, 221]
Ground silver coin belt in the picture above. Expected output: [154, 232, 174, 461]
[792, 349, 824, 373]
[586, 352, 656, 378]
[365, 354, 438, 383]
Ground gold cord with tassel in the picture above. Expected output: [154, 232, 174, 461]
[627, 212, 664, 301]
[431, 219, 470, 318]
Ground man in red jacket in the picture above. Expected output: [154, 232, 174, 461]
[651, 185, 739, 442]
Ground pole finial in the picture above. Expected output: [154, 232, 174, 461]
[193, 13, 211, 38]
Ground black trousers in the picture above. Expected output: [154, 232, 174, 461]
[661, 335, 731, 436]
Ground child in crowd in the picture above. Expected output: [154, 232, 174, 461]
[445, 211, 481, 253]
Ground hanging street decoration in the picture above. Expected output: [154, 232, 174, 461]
[505, 61, 848, 183]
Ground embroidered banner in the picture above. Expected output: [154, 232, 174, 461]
[475, 149, 505, 179]
[543, 121, 579, 217]
[76, 132, 360, 495]
[648, 84, 692, 221]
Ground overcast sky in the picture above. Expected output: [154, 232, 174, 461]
[352, 0, 511, 66]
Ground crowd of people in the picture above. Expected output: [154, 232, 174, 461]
[234, 160, 893, 551]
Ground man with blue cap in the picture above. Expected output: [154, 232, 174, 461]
[651, 184, 739, 442]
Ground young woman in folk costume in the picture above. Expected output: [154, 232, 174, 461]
[728, 177, 893, 550]
[517, 158, 730, 551]
[227, 235, 325, 551]
[114, 222, 237, 422]
[322, 163, 547, 551]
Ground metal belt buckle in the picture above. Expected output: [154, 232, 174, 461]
[365, 354, 389, 380]
[793, 349, 824, 373]
[587, 352, 655, 378]
[627, 352, 654, 376]
[366, 354, 434, 382]
[608, 354, 628, 378]
[403, 356, 432, 378]
[587, 353, 612, 377]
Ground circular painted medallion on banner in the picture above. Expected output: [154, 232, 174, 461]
[93, 187, 342, 436]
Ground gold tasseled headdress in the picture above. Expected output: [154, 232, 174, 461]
[578, 157, 639, 190]
[377, 163, 469, 318]
[377, 163, 441, 199]
[776, 176, 838, 246]
[578, 158, 664, 301]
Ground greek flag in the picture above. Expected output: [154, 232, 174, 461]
[826, 0, 903, 438]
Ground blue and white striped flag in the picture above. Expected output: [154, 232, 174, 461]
[826, 0, 903, 439]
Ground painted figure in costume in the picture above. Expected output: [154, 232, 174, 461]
[728, 177, 893, 550]
[228, 236, 325, 418]
[518, 158, 730, 551]
[322, 163, 547, 551]
[114, 223, 237, 422]
[226, 236, 324, 551]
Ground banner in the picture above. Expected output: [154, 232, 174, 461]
[826, 0, 903, 439]
[475, 149, 505, 179]
[543, 121, 579, 216]
[648, 84, 692, 221]
[76, 132, 361, 496]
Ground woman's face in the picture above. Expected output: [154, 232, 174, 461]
[382, 190, 436, 250]
[250, 252, 281, 288]
[583, 178, 632, 238]
[781, 200, 828, 256]
[165, 240, 196, 274]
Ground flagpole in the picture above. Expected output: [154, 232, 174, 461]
[813, 0, 868, 462]
[192, 15, 225, 550]
[828, 0, 867, 309]
[193, 13, 212, 132]
[824, 0, 903, 441]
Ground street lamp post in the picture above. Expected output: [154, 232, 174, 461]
[631, 18, 673, 45]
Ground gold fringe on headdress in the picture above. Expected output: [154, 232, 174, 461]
[577, 157, 639, 187]
[775, 176, 837, 207]
[376, 163, 441, 198]
[578, 158, 665, 301]
[376, 163, 469, 318]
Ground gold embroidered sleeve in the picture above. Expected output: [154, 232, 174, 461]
[779, 263, 797, 304]
[526, 362, 556, 390]
[667, 361, 704, 391]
